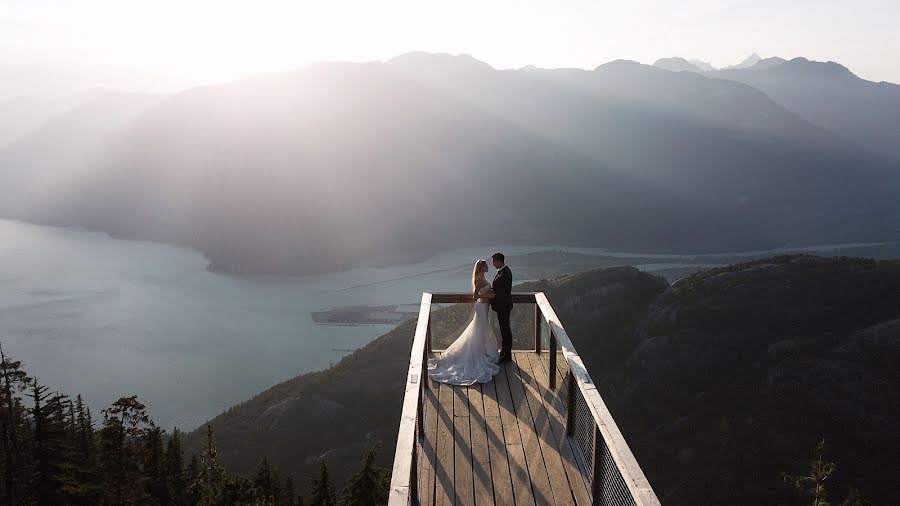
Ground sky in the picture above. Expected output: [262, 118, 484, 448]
[1, 0, 898, 99]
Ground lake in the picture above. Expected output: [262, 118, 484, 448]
[0, 218, 892, 429]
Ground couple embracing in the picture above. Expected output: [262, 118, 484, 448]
[427, 252, 513, 386]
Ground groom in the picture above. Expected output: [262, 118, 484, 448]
[491, 252, 514, 363]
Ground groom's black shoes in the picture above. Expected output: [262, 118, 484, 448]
[498, 352, 512, 363]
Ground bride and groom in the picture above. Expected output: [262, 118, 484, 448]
[428, 252, 513, 386]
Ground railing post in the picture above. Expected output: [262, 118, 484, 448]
[591, 424, 604, 501]
[423, 314, 430, 393]
[534, 304, 542, 353]
[417, 376, 424, 437]
[565, 372, 576, 435]
[421, 352, 427, 393]
[549, 330, 557, 390]
[425, 313, 432, 353]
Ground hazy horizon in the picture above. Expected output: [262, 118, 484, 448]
[2, 0, 899, 100]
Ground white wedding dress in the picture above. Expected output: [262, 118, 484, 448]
[428, 284, 500, 385]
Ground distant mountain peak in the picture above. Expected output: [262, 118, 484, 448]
[387, 52, 494, 71]
[752, 56, 787, 70]
[653, 57, 705, 73]
[784, 57, 856, 77]
[689, 59, 716, 72]
[594, 59, 647, 72]
[726, 53, 762, 70]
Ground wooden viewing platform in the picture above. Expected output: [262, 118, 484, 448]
[390, 293, 660, 506]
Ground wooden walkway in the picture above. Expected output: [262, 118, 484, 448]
[417, 351, 592, 506]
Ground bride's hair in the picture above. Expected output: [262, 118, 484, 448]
[472, 259, 488, 291]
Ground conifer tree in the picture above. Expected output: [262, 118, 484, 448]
[144, 425, 170, 504]
[185, 455, 201, 505]
[308, 461, 336, 506]
[190, 426, 265, 504]
[166, 428, 187, 505]
[337, 445, 389, 506]
[74, 396, 96, 463]
[254, 457, 282, 504]
[30, 379, 76, 504]
[67, 400, 77, 444]
[783, 439, 838, 506]
[0, 342, 31, 504]
[196, 425, 227, 504]
[68, 394, 99, 500]
[100, 395, 154, 504]
[783, 439, 870, 506]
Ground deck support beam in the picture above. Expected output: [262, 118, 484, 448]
[549, 330, 557, 390]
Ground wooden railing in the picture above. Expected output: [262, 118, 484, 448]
[388, 292, 660, 506]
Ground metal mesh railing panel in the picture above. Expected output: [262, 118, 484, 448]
[571, 384, 596, 478]
[570, 383, 639, 506]
[594, 431, 637, 506]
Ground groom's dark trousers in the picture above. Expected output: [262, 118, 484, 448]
[492, 266, 514, 359]
[496, 306, 513, 357]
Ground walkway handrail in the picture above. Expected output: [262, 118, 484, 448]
[534, 292, 660, 505]
[387, 292, 432, 504]
[389, 291, 660, 506]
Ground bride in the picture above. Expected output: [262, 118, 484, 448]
[428, 259, 500, 385]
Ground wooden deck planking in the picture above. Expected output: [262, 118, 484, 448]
[525, 353, 592, 505]
[495, 362, 536, 506]
[435, 381, 456, 506]
[423, 352, 589, 506]
[504, 360, 555, 506]
[481, 376, 515, 505]
[514, 353, 576, 506]
[419, 377, 440, 506]
[533, 352, 593, 504]
[467, 385, 494, 505]
[482, 377, 501, 418]
[453, 386, 475, 506]
[454, 383, 470, 418]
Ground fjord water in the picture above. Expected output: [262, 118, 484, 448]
[0, 218, 554, 429]
[0, 218, 890, 429]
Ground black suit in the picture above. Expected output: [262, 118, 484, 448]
[491, 265, 513, 358]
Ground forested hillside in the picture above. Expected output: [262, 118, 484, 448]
[0, 348, 390, 505]
[187, 256, 899, 505]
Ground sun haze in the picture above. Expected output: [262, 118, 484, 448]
[1, 0, 898, 98]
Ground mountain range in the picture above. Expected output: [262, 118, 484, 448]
[654, 53, 900, 162]
[1, 53, 898, 275]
